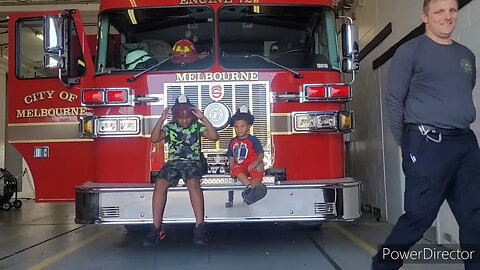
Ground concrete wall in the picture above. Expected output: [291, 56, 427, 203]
[349, 0, 424, 223]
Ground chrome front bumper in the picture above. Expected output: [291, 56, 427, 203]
[75, 176, 361, 224]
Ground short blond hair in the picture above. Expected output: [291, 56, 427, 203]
[423, 0, 458, 13]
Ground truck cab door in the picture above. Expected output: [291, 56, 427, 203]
[7, 10, 95, 202]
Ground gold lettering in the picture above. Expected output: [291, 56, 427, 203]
[196, 72, 205, 81]
[188, 73, 196, 82]
[176, 72, 260, 82]
[67, 93, 78, 102]
[179, 0, 189, 4]
[59, 91, 70, 101]
[16, 107, 88, 118]
[205, 72, 213, 81]
[176, 73, 188, 82]
[231, 72, 240, 81]
[46, 90, 55, 99]
[24, 96, 33, 104]
[16, 110, 27, 117]
[213, 73, 222, 81]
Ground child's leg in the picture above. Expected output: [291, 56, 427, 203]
[249, 166, 265, 188]
[250, 178, 262, 188]
[152, 179, 170, 228]
[236, 173, 251, 186]
[231, 164, 251, 186]
[185, 179, 204, 225]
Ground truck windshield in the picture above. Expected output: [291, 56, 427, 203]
[96, 6, 214, 73]
[218, 5, 340, 71]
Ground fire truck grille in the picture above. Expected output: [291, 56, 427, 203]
[100, 206, 120, 218]
[165, 82, 270, 151]
[314, 202, 336, 215]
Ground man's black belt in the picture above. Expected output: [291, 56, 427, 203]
[405, 124, 470, 136]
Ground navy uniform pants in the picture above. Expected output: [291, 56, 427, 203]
[372, 129, 480, 270]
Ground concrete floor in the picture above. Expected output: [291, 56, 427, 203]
[0, 200, 465, 270]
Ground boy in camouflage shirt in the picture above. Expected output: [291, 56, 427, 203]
[144, 95, 218, 246]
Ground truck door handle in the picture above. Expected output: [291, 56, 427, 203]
[134, 96, 159, 103]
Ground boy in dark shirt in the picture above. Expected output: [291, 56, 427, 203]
[227, 105, 267, 205]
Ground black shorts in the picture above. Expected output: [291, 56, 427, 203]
[154, 160, 203, 187]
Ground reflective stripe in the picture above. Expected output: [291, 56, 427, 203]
[8, 122, 92, 143]
[271, 113, 292, 134]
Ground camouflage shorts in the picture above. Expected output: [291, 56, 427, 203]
[154, 160, 203, 187]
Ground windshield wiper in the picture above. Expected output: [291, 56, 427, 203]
[244, 54, 303, 79]
[127, 56, 174, 82]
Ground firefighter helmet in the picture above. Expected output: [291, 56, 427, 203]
[171, 39, 198, 64]
[229, 105, 254, 126]
[125, 50, 152, 70]
[172, 94, 195, 120]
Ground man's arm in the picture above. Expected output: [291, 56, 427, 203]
[385, 44, 415, 145]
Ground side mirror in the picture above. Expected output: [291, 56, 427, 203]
[341, 21, 359, 73]
[43, 16, 65, 55]
[341, 23, 359, 58]
[342, 58, 359, 73]
[44, 54, 65, 69]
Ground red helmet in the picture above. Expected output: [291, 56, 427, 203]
[171, 39, 198, 64]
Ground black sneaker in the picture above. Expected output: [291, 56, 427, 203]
[243, 183, 267, 205]
[143, 225, 166, 246]
[241, 185, 253, 200]
[193, 223, 209, 245]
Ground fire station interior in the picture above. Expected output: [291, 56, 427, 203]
[0, 1, 479, 270]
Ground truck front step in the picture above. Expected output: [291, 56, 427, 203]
[75, 177, 361, 224]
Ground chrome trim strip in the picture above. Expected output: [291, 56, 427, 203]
[76, 177, 360, 193]
[8, 122, 82, 142]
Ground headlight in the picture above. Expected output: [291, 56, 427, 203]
[119, 118, 140, 133]
[98, 119, 117, 133]
[294, 113, 336, 131]
[81, 116, 142, 137]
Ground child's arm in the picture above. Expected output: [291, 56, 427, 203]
[192, 107, 219, 141]
[228, 156, 236, 173]
[248, 135, 265, 172]
[151, 107, 170, 143]
[248, 153, 264, 172]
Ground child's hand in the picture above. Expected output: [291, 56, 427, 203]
[247, 163, 256, 172]
[160, 106, 170, 121]
[191, 107, 205, 120]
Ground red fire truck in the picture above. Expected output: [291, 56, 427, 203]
[7, 0, 361, 225]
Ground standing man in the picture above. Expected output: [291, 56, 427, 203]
[372, 0, 479, 269]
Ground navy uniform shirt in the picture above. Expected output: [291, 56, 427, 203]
[385, 34, 477, 145]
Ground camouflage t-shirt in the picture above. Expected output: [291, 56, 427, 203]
[162, 121, 207, 161]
